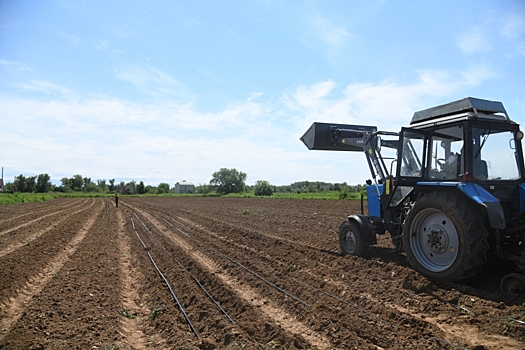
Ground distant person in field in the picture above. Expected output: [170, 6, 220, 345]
[115, 193, 119, 208]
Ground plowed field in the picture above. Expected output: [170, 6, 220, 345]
[0, 197, 524, 349]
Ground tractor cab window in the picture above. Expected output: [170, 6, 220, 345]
[400, 130, 424, 177]
[428, 125, 464, 180]
[472, 128, 521, 180]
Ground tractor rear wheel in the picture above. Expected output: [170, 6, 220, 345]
[339, 220, 368, 257]
[403, 191, 489, 282]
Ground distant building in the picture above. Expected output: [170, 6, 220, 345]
[174, 181, 194, 194]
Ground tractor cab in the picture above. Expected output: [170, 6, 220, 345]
[396, 97, 524, 185]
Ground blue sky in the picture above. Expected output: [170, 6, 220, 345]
[1, 0, 524, 187]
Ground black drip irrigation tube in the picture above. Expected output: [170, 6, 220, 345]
[293, 278, 478, 349]
[146, 250, 200, 339]
[142, 222, 152, 234]
[128, 214, 200, 339]
[176, 227, 190, 237]
[292, 278, 395, 329]
[172, 257, 235, 324]
[162, 218, 174, 227]
[171, 217, 189, 229]
[217, 251, 310, 308]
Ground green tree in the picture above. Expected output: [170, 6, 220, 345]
[70, 174, 83, 191]
[123, 181, 137, 194]
[57, 177, 71, 192]
[36, 173, 51, 193]
[137, 181, 145, 194]
[157, 182, 170, 194]
[26, 176, 37, 193]
[118, 181, 125, 194]
[195, 183, 211, 194]
[85, 182, 99, 192]
[97, 179, 107, 192]
[13, 174, 27, 192]
[3, 181, 15, 193]
[82, 177, 92, 191]
[109, 179, 115, 192]
[254, 180, 273, 196]
[210, 168, 247, 194]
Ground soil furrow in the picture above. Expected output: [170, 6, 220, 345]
[114, 209, 152, 349]
[123, 201, 355, 349]
[0, 198, 81, 229]
[0, 199, 88, 237]
[1, 197, 523, 349]
[127, 197, 525, 349]
[0, 199, 104, 345]
[0, 199, 96, 258]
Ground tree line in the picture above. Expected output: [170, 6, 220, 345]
[1, 169, 366, 196]
[198, 168, 366, 196]
[1, 173, 172, 195]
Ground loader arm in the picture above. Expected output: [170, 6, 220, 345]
[328, 126, 399, 186]
[300, 122, 399, 187]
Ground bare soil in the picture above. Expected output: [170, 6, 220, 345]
[0, 197, 524, 349]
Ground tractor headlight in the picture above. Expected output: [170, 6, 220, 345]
[516, 131, 524, 140]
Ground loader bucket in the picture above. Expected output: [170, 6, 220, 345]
[300, 122, 377, 152]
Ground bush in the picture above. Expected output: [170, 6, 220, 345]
[254, 180, 273, 196]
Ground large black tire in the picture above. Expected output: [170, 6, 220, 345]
[403, 191, 489, 282]
[339, 220, 368, 257]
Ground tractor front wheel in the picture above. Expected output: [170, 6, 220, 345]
[339, 220, 368, 257]
[403, 191, 489, 282]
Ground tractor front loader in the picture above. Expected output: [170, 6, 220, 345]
[301, 97, 525, 301]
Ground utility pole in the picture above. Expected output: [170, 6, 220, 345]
[0, 167, 3, 192]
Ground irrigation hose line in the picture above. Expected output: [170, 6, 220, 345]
[147, 251, 200, 339]
[292, 277, 395, 329]
[126, 205, 524, 349]
[176, 227, 190, 237]
[126, 207, 279, 347]
[141, 221, 152, 234]
[216, 251, 310, 308]
[172, 256, 235, 324]
[128, 216, 200, 339]
[163, 218, 174, 227]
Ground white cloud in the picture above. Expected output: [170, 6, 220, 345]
[112, 24, 135, 38]
[60, 33, 82, 46]
[0, 59, 32, 72]
[297, 12, 354, 57]
[310, 15, 353, 50]
[0, 64, 498, 186]
[0, 93, 299, 185]
[499, 14, 525, 40]
[287, 66, 496, 133]
[285, 80, 337, 111]
[499, 13, 525, 57]
[457, 27, 492, 54]
[115, 64, 187, 97]
[19, 80, 75, 97]
[95, 39, 109, 51]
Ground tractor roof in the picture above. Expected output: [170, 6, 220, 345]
[410, 97, 508, 125]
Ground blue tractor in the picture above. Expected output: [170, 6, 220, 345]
[301, 97, 525, 301]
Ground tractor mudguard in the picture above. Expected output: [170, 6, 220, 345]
[416, 181, 506, 229]
[346, 214, 377, 245]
